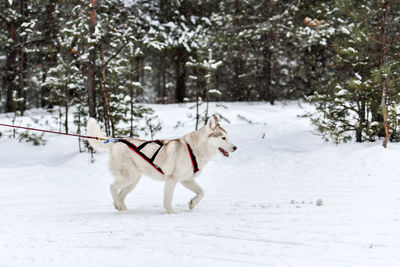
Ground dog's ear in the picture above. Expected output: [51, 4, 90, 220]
[213, 115, 219, 124]
[207, 116, 219, 130]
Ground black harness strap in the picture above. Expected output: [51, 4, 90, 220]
[150, 145, 163, 162]
[186, 143, 199, 174]
[117, 139, 164, 175]
[136, 141, 152, 151]
[115, 139, 199, 175]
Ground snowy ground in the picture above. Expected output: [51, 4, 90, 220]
[0, 102, 399, 267]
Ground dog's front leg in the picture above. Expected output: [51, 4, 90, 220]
[181, 180, 204, 210]
[164, 177, 177, 214]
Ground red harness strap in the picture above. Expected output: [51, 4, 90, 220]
[186, 143, 199, 174]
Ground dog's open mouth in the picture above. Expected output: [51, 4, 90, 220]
[218, 147, 229, 157]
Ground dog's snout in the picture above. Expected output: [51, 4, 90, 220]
[233, 146, 237, 151]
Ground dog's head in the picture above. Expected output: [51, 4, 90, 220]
[206, 115, 237, 157]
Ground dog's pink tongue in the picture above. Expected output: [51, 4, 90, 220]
[219, 147, 229, 157]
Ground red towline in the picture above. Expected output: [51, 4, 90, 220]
[0, 123, 105, 141]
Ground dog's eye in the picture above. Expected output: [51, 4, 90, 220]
[222, 137, 226, 140]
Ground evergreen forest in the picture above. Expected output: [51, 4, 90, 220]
[1, 0, 400, 145]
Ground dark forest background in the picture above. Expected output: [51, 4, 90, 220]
[1, 0, 400, 144]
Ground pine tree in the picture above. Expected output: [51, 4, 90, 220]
[307, 0, 400, 143]
[187, 49, 222, 129]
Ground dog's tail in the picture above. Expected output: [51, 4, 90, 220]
[86, 118, 109, 152]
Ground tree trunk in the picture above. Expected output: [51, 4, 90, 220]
[129, 86, 134, 137]
[268, 55, 275, 105]
[381, 0, 391, 148]
[161, 53, 167, 103]
[129, 62, 135, 137]
[194, 65, 200, 130]
[263, 39, 272, 103]
[4, 18, 18, 113]
[203, 49, 212, 125]
[87, 0, 97, 119]
[17, 0, 26, 115]
[101, 43, 110, 136]
[65, 85, 69, 134]
[231, 0, 247, 101]
[41, 0, 57, 109]
[268, 4, 279, 106]
[262, 4, 274, 104]
[156, 54, 167, 103]
[356, 97, 366, 143]
[355, 128, 362, 143]
[175, 46, 187, 103]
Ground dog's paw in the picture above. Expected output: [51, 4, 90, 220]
[189, 192, 204, 210]
[114, 202, 128, 211]
[165, 208, 175, 215]
[189, 197, 199, 210]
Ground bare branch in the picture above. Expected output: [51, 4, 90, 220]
[13, 38, 47, 48]
[0, 13, 10, 23]
[102, 43, 127, 68]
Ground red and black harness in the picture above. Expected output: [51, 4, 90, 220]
[114, 139, 199, 175]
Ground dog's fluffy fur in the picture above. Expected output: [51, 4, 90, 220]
[87, 116, 236, 214]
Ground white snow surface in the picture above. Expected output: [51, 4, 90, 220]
[0, 102, 400, 267]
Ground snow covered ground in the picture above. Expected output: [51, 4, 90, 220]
[0, 102, 399, 267]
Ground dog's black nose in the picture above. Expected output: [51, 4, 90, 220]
[233, 146, 237, 151]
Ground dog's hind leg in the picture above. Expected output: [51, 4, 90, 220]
[110, 172, 141, 211]
[118, 175, 141, 209]
[110, 181, 127, 211]
[181, 180, 204, 210]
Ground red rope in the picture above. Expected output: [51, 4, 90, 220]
[0, 123, 105, 140]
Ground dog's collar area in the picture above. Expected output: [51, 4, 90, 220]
[186, 142, 199, 174]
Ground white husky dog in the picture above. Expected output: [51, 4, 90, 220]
[87, 116, 237, 214]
